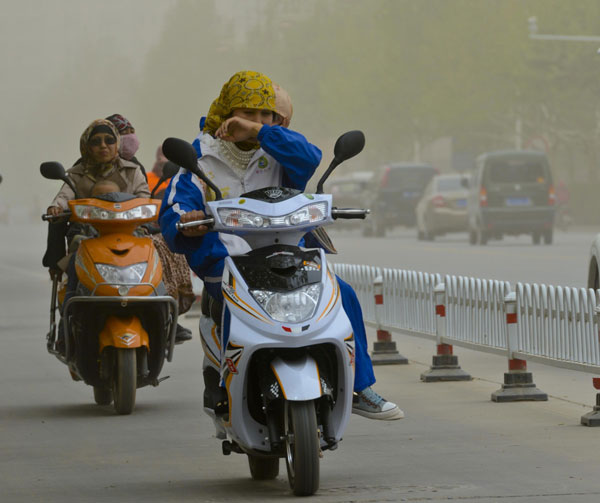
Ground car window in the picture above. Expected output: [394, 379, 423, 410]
[437, 177, 462, 192]
[486, 159, 547, 184]
[388, 168, 435, 189]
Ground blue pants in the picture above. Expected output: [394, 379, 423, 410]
[337, 277, 376, 392]
[211, 275, 376, 393]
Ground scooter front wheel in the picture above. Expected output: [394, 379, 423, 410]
[284, 400, 319, 496]
[112, 348, 137, 415]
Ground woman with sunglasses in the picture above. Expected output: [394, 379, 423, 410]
[46, 119, 149, 216]
[44, 119, 150, 280]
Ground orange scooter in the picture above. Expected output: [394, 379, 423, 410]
[41, 161, 178, 414]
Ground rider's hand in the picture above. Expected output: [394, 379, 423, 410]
[215, 117, 262, 143]
[47, 206, 63, 217]
[180, 210, 209, 237]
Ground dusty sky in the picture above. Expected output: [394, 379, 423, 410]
[0, 0, 175, 216]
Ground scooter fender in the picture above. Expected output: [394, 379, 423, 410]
[99, 315, 149, 351]
[270, 355, 322, 401]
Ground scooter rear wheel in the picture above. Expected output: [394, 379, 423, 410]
[284, 400, 319, 496]
[248, 455, 279, 480]
[112, 348, 137, 415]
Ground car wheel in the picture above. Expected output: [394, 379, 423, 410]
[532, 231, 541, 245]
[543, 230, 553, 245]
[588, 259, 599, 290]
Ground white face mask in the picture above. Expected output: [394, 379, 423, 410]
[119, 133, 140, 160]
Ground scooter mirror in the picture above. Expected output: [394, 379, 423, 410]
[316, 130, 366, 194]
[150, 161, 181, 198]
[40, 162, 66, 181]
[162, 137, 223, 200]
[162, 138, 197, 173]
[40, 161, 80, 198]
[333, 130, 365, 164]
[162, 161, 180, 179]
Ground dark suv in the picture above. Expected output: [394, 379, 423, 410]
[362, 163, 436, 237]
[466, 150, 555, 245]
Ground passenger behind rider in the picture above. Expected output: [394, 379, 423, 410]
[105, 113, 147, 178]
[160, 71, 402, 420]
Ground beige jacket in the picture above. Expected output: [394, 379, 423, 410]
[50, 159, 150, 210]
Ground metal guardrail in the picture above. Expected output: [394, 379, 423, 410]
[333, 263, 600, 374]
[444, 275, 511, 355]
[514, 283, 600, 372]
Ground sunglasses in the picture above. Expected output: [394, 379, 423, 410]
[89, 135, 117, 147]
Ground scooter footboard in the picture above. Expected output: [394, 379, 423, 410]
[271, 355, 322, 401]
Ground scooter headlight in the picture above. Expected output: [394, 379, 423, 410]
[217, 202, 327, 229]
[74, 204, 157, 220]
[95, 262, 147, 284]
[250, 284, 322, 324]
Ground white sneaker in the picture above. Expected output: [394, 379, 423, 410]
[352, 387, 404, 420]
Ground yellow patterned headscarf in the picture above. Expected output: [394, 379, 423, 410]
[203, 70, 277, 136]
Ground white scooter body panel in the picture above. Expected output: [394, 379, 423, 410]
[199, 249, 356, 452]
[270, 355, 321, 401]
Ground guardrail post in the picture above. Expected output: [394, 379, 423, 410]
[370, 275, 408, 365]
[420, 283, 471, 382]
[491, 292, 547, 402]
[581, 378, 600, 426]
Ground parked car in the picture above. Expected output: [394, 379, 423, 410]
[415, 173, 469, 240]
[466, 150, 555, 245]
[329, 174, 371, 209]
[362, 163, 437, 237]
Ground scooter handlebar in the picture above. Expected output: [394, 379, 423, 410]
[42, 211, 72, 222]
[175, 217, 215, 231]
[331, 208, 370, 220]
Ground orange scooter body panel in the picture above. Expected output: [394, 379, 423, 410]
[99, 315, 149, 351]
[67, 198, 162, 235]
[75, 234, 162, 296]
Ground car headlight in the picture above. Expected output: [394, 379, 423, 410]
[217, 202, 327, 229]
[250, 284, 322, 323]
[74, 204, 157, 220]
[95, 262, 147, 284]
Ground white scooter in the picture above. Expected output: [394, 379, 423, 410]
[163, 132, 368, 496]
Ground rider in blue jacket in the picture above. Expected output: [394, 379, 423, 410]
[160, 71, 403, 420]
